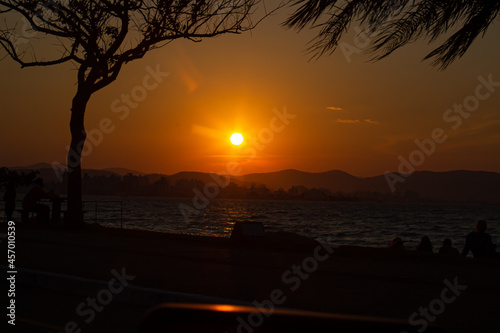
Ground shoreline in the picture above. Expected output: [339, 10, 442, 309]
[4, 220, 499, 265]
[5, 198, 499, 251]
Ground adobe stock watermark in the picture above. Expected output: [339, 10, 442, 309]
[51, 267, 135, 333]
[385, 74, 500, 192]
[178, 106, 297, 223]
[402, 276, 467, 333]
[1, 1, 66, 54]
[51, 64, 170, 181]
[234, 243, 334, 333]
[2, 17, 37, 54]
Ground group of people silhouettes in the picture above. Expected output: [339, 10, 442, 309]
[390, 220, 499, 259]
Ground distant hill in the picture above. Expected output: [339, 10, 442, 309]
[235, 169, 363, 191]
[103, 168, 145, 176]
[168, 171, 245, 187]
[9, 163, 67, 184]
[9, 163, 122, 183]
[236, 169, 500, 204]
[391, 170, 500, 203]
[10, 162, 55, 170]
[4, 163, 500, 203]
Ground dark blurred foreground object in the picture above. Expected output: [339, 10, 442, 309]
[230, 222, 321, 252]
[135, 303, 448, 333]
[284, 0, 500, 69]
[231, 221, 265, 240]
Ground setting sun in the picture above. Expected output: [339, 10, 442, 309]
[230, 133, 244, 145]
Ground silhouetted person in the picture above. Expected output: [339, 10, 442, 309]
[438, 239, 460, 256]
[3, 181, 16, 221]
[416, 236, 433, 253]
[390, 237, 404, 250]
[462, 220, 497, 259]
[22, 178, 50, 224]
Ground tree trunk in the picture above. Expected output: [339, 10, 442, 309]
[66, 90, 91, 227]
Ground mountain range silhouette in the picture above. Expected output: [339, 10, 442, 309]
[8, 163, 500, 204]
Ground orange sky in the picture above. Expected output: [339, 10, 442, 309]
[1, 9, 500, 177]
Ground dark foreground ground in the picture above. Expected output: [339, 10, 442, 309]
[1, 222, 500, 332]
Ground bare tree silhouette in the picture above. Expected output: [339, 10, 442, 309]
[284, 0, 500, 68]
[0, 0, 280, 226]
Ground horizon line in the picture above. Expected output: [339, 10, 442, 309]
[3, 162, 500, 179]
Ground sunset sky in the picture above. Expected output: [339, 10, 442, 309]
[1, 8, 500, 177]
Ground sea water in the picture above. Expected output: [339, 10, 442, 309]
[79, 196, 500, 251]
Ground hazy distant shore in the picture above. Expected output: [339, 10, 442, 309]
[7, 163, 500, 204]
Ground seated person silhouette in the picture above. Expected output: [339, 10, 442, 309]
[416, 236, 433, 253]
[22, 178, 51, 224]
[462, 220, 497, 259]
[438, 239, 460, 256]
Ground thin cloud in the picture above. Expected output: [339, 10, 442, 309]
[336, 119, 360, 124]
[365, 119, 379, 124]
[191, 124, 219, 138]
[327, 106, 343, 111]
